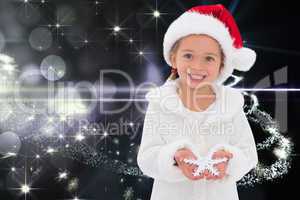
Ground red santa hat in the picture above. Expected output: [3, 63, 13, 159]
[163, 4, 256, 84]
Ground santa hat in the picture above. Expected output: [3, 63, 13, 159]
[163, 4, 256, 84]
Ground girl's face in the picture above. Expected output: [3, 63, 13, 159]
[170, 34, 223, 89]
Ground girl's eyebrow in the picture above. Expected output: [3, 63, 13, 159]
[181, 49, 218, 56]
[181, 49, 194, 52]
[205, 53, 218, 57]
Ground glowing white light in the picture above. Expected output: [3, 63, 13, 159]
[75, 133, 85, 141]
[28, 115, 35, 121]
[2, 64, 15, 72]
[59, 134, 64, 139]
[21, 184, 30, 194]
[43, 127, 53, 135]
[266, 126, 278, 134]
[129, 122, 134, 127]
[153, 10, 160, 17]
[103, 131, 108, 137]
[113, 26, 120, 32]
[48, 117, 54, 123]
[84, 39, 88, 43]
[57, 70, 64, 76]
[35, 154, 40, 159]
[24, 0, 28, 3]
[129, 38, 133, 43]
[46, 147, 56, 154]
[11, 167, 16, 172]
[56, 23, 61, 28]
[273, 148, 288, 159]
[73, 197, 79, 200]
[281, 138, 290, 147]
[60, 115, 67, 122]
[0, 54, 14, 64]
[58, 171, 68, 180]
[6, 152, 17, 157]
[139, 51, 143, 55]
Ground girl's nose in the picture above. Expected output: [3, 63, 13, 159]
[188, 63, 207, 72]
[190, 59, 207, 70]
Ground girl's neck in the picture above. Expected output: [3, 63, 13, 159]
[177, 80, 216, 112]
[178, 80, 215, 96]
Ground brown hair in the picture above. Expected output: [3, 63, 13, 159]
[167, 34, 225, 80]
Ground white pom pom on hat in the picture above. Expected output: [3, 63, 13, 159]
[163, 4, 256, 84]
[232, 47, 256, 71]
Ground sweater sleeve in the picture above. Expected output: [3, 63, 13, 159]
[137, 101, 196, 183]
[210, 109, 258, 182]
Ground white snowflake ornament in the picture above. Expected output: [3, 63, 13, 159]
[184, 156, 228, 177]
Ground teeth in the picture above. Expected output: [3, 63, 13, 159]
[187, 68, 207, 78]
[187, 69, 207, 80]
[190, 74, 205, 80]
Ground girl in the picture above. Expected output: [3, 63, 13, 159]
[137, 4, 258, 200]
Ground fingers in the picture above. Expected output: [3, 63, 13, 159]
[209, 163, 227, 180]
[178, 161, 197, 180]
[180, 163, 207, 181]
[191, 174, 205, 180]
[205, 174, 218, 180]
[184, 168, 227, 181]
[186, 152, 198, 161]
[182, 169, 200, 180]
[174, 149, 198, 167]
[182, 163, 228, 181]
[224, 151, 233, 159]
[212, 150, 233, 160]
[205, 170, 226, 180]
[187, 170, 205, 181]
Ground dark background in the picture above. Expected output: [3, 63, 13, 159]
[0, 0, 299, 199]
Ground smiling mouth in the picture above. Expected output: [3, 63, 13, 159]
[187, 70, 207, 81]
[188, 73, 207, 80]
[186, 68, 208, 81]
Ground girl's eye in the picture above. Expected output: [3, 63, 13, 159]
[183, 53, 193, 59]
[206, 56, 215, 62]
